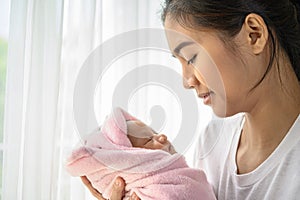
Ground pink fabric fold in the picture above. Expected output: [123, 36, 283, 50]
[66, 107, 216, 200]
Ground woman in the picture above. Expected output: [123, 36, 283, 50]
[83, 0, 300, 199]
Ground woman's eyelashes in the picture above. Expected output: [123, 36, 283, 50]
[187, 54, 197, 65]
[171, 53, 197, 66]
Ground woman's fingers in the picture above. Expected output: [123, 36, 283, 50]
[80, 176, 106, 200]
[81, 176, 129, 200]
[110, 177, 126, 200]
[129, 192, 141, 200]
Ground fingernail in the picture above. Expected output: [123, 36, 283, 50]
[115, 179, 121, 187]
[132, 193, 137, 200]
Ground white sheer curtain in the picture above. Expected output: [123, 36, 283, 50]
[3, 0, 64, 199]
[2, 0, 212, 199]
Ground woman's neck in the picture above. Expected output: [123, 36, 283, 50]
[236, 59, 300, 174]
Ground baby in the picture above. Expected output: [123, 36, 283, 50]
[66, 107, 215, 200]
[126, 119, 177, 155]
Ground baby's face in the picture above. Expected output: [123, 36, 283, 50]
[126, 120, 176, 154]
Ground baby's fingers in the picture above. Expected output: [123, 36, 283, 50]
[129, 192, 141, 200]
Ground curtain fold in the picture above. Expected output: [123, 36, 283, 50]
[3, 0, 64, 199]
[58, 0, 103, 199]
[2, 0, 29, 198]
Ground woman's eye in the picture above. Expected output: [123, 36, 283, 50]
[187, 54, 197, 65]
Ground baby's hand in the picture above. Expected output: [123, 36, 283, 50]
[81, 176, 140, 200]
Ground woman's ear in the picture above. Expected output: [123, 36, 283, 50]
[244, 13, 268, 55]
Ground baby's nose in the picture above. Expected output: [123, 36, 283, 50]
[157, 134, 167, 143]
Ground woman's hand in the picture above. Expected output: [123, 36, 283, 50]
[80, 176, 140, 200]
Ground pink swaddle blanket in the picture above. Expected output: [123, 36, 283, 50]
[66, 108, 216, 200]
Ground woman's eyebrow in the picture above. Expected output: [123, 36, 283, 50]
[173, 41, 194, 55]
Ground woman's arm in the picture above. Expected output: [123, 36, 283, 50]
[81, 176, 140, 200]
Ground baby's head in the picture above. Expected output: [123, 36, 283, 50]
[126, 120, 176, 154]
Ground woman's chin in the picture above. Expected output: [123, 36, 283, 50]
[210, 102, 235, 118]
[212, 106, 240, 118]
[209, 100, 225, 118]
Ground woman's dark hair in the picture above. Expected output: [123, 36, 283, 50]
[161, 0, 300, 83]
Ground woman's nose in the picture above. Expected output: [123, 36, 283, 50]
[183, 75, 199, 89]
[182, 64, 199, 89]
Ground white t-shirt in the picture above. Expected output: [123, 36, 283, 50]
[194, 113, 300, 200]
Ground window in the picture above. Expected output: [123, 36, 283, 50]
[2, 0, 212, 199]
[0, 0, 10, 199]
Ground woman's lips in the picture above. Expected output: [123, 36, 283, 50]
[198, 92, 213, 105]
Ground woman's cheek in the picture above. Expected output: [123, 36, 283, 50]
[194, 56, 225, 94]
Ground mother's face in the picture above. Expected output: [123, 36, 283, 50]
[164, 16, 266, 117]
